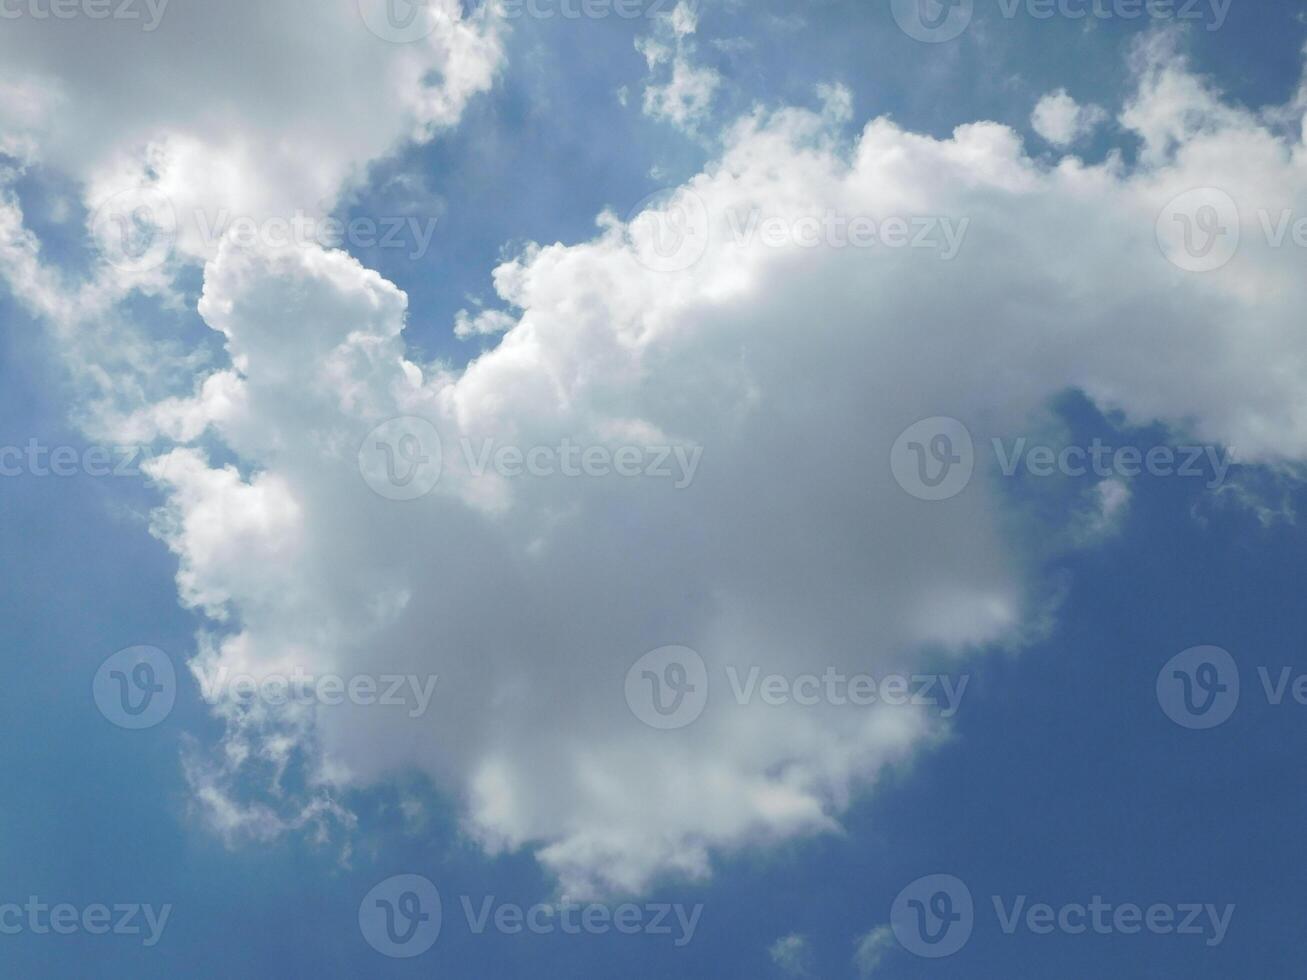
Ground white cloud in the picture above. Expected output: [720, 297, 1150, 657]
[1078, 476, 1132, 541]
[0, 0, 502, 435]
[0, 0, 502, 265]
[636, 1, 720, 130]
[769, 933, 814, 976]
[10, 29, 1307, 901]
[455, 306, 519, 339]
[1032, 88, 1108, 146]
[853, 924, 894, 978]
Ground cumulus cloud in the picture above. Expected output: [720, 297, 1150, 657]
[9, 28, 1307, 900]
[0, 0, 502, 432]
[0, 0, 501, 259]
[1031, 88, 1108, 146]
[636, 1, 721, 130]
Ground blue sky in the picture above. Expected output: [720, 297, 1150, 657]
[3, 1, 1307, 976]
